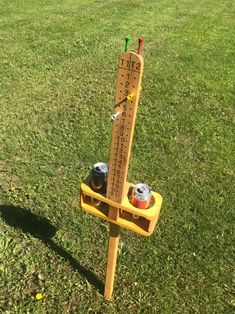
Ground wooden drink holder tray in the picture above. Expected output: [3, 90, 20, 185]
[81, 178, 162, 236]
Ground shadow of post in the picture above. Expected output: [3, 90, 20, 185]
[0, 205, 104, 294]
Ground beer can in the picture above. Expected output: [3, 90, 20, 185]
[90, 162, 108, 194]
[131, 183, 152, 209]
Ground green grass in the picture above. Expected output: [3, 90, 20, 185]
[0, 0, 234, 312]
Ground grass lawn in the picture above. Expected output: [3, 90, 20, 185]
[0, 0, 234, 312]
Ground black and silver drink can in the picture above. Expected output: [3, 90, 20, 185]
[131, 183, 152, 209]
[90, 162, 108, 194]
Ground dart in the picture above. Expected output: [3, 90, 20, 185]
[125, 36, 131, 52]
[138, 36, 144, 55]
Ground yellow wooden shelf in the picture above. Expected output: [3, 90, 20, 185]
[80, 180, 163, 236]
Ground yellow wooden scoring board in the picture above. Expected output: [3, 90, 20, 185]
[80, 50, 162, 236]
[107, 51, 144, 209]
[80, 45, 163, 299]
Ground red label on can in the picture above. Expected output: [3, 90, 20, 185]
[131, 196, 151, 209]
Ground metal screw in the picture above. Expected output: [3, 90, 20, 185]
[111, 112, 121, 121]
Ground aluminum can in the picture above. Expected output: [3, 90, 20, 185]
[90, 162, 108, 194]
[131, 183, 152, 209]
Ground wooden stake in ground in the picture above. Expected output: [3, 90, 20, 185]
[104, 223, 121, 299]
[104, 39, 144, 299]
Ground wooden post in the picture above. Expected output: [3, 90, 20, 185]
[104, 223, 121, 299]
[80, 38, 163, 298]
[104, 50, 144, 299]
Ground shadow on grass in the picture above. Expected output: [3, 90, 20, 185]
[0, 205, 104, 294]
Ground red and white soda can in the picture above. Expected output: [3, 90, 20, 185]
[131, 183, 152, 209]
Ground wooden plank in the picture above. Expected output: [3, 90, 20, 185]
[107, 52, 144, 220]
[104, 51, 144, 299]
